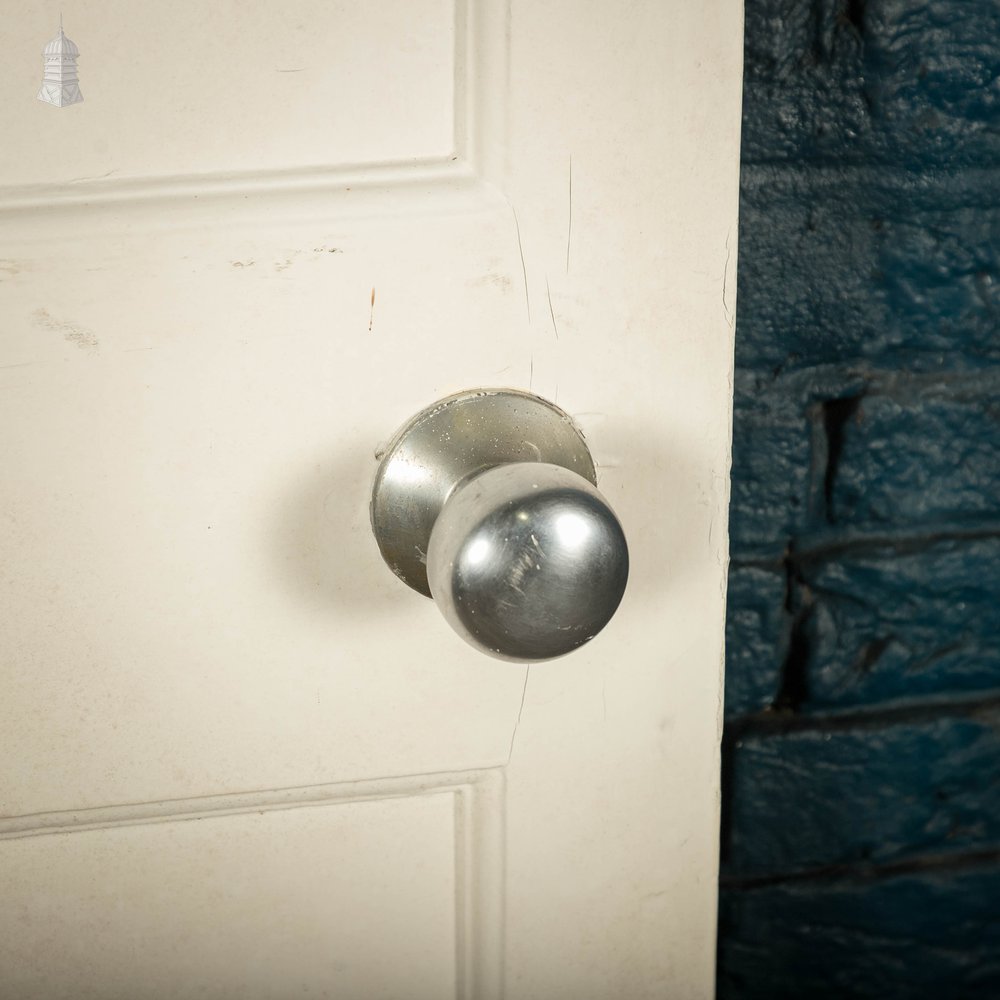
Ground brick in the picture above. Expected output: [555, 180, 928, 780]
[737, 170, 1000, 374]
[724, 566, 787, 717]
[718, 864, 1000, 999]
[742, 0, 1000, 169]
[729, 378, 813, 550]
[736, 170, 885, 373]
[741, 0, 871, 165]
[829, 381, 1000, 528]
[801, 537, 1000, 710]
[863, 0, 1000, 169]
[723, 707, 1000, 878]
[877, 205, 1000, 367]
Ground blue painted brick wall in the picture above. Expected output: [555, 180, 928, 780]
[720, 1, 1000, 995]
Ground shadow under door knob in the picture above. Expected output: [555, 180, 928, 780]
[370, 389, 628, 662]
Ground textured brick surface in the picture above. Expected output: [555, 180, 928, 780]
[724, 565, 787, 716]
[718, 864, 1000, 1000]
[830, 380, 1000, 527]
[801, 538, 1000, 710]
[876, 201, 1000, 370]
[736, 171, 884, 372]
[741, 0, 871, 165]
[729, 381, 813, 551]
[726, 706, 1000, 878]
[730, 368, 1000, 554]
[864, 1, 1000, 168]
[737, 171, 1000, 373]
[742, 0, 1000, 168]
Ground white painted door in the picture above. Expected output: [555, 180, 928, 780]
[0, 3, 743, 998]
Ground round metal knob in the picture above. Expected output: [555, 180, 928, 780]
[427, 462, 627, 660]
[370, 390, 628, 662]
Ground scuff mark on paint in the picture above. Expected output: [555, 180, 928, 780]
[32, 308, 99, 353]
[67, 169, 117, 185]
[468, 271, 512, 292]
[369, 287, 376, 332]
[274, 250, 313, 272]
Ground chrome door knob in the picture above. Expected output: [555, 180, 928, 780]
[371, 389, 628, 662]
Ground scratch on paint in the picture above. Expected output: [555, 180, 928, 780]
[507, 666, 531, 763]
[546, 277, 559, 339]
[368, 287, 376, 332]
[529, 355, 534, 392]
[512, 206, 530, 323]
[566, 155, 573, 274]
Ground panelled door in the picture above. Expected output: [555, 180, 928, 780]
[0, 2, 743, 997]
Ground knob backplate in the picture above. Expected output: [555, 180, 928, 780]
[371, 389, 596, 596]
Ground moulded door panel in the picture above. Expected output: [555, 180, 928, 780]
[0, 2, 743, 998]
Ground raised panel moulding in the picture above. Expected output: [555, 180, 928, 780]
[0, 768, 505, 1000]
[0, 0, 509, 215]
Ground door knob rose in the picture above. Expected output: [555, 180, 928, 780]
[370, 390, 628, 662]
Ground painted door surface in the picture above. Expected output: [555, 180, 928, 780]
[0, 3, 743, 998]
